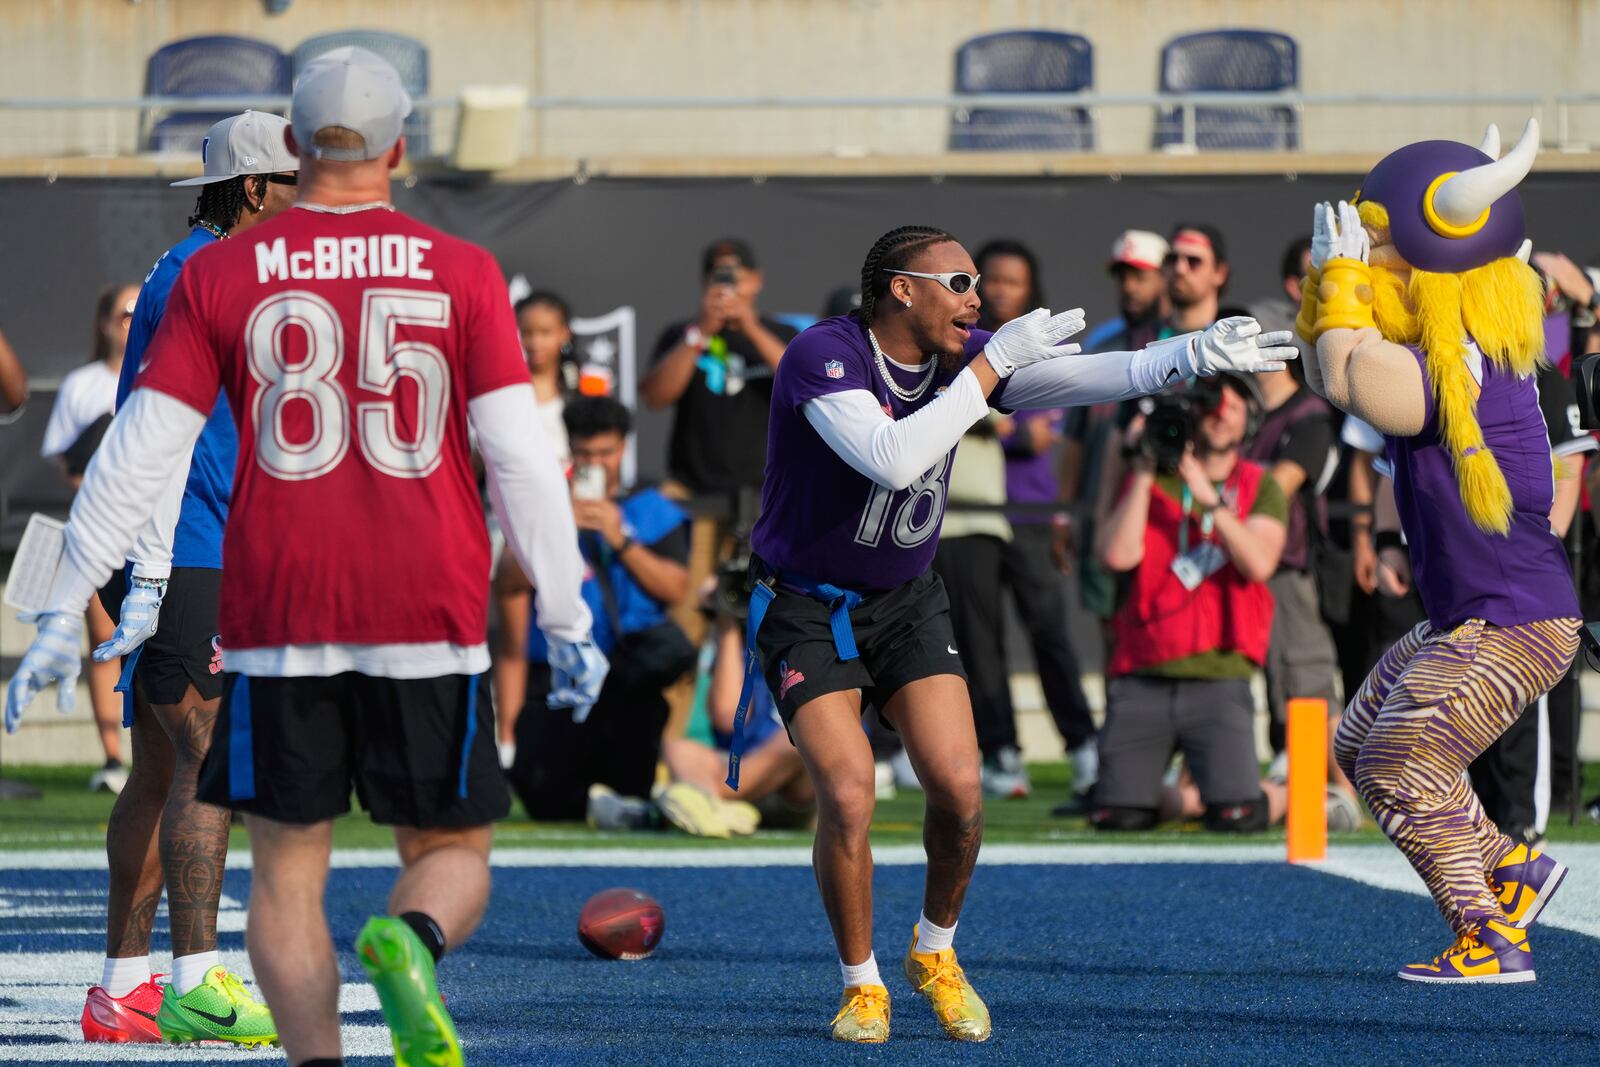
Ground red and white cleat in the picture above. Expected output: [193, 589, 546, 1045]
[81, 976, 166, 1043]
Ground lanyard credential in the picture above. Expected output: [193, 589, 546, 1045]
[1176, 484, 1218, 557]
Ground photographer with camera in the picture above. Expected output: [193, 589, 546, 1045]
[1091, 370, 1288, 831]
[501, 397, 696, 822]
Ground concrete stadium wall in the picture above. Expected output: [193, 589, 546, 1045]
[2, 0, 1599, 157]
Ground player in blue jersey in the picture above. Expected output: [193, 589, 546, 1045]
[735, 225, 1296, 1043]
[79, 112, 298, 1048]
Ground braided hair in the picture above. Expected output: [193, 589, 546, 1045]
[851, 225, 959, 325]
[187, 175, 262, 234]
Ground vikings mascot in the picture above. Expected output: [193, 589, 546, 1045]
[1297, 119, 1580, 984]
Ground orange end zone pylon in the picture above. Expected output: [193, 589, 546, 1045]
[1286, 697, 1328, 864]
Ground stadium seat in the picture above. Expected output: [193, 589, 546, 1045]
[292, 30, 431, 157]
[143, 35, 291, 154]
[1154, 29, 1299, 151]
[948, 30, 1094, 152]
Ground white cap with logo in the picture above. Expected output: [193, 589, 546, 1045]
[1106, 230, 1170, 272]
[169, 111, 299, 187]
[291, 46, 413, 161]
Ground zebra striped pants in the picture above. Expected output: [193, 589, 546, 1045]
[1333, 616, 1579, 935]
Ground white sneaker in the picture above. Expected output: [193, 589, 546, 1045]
[88, 761, 127, 796]
[981, 748, 1031, 799]
[1069, 741, 1099, 794]
[874, 761, 897, 801]
[586, 783, 655, 830]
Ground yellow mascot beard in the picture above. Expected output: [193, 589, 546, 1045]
[1357, 200, 1547, 535]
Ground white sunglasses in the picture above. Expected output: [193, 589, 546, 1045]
[883, 269, 981, 295]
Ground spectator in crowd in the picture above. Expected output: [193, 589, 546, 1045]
[1469, 327, 1595, 842]
[1062, 230, 1173, 637]
[641, 238, 801, 667]
[969, 239, 1098, 797]
[1164, 223, 1230, 334]
[1079, 229, 1171, 353]
[1244, 240, 1348, 797]
[493, 292, 579, 761]
[1091, 372, 1288, 832]
[39, 283, 140, 794]
[516, 290, 576, 465]
[503, 397, 696, 822]
[931, 412, 1020, 794]
[661, 592, 813, 824]
[0, 328, 25, 415]
[641, 238, 797, 497]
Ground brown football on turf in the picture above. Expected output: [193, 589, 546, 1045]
[577, 887, 665, 960]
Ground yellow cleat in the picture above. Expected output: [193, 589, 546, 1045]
[830, 984, 890, 1043]
[902, 927, 991, 1042]
[652, 782, 731, 839]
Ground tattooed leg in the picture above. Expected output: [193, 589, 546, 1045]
[152, 685, 232, 957]
[104, 694, 175, 958]
[888, 676, 986, 927]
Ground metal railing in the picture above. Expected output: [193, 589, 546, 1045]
[0, 90, 1567, 160]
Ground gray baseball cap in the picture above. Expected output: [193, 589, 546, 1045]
[291, 46, 412, 162]
[170, 111, 299, 187]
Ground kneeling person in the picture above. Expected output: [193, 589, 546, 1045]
[1092, 374, 1287, 832]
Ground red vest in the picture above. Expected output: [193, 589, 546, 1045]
[1107, 460, 1276, 678]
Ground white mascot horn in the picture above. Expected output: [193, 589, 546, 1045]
[1433, 118, 1538, 228]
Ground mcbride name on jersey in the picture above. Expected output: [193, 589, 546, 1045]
[135, 205, 529, 653]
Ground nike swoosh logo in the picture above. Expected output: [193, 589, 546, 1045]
[947, 645, 959, 654]
[124, 1005, 158, 1021]
[1165, 367, 1180, 382]
[183, 1004, 237, 1027]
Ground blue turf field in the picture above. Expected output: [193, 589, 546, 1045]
[4, 859, 1599, 1065]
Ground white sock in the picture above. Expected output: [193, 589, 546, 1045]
[915, 912, 957, 954]
[840, 953, 882, 989]
[171, 950, 220, 996]
[100, 956, 151, 999]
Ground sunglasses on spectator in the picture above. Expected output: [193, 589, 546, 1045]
[267, 173, 298, 186]
[1163, 252, 1208, 270]
[882, 269, 981, 295]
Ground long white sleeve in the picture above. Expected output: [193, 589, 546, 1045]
[126, 451, 193, 580]
[996, 333, 1200, 410]
[43, 388, 207, 614]
[470, 383, 593, 645]
[802, 368, 989, 491]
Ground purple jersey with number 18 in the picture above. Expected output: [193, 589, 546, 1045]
[750, 315, 994, 593]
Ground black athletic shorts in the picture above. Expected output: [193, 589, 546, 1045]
[98, 567, 224, 708]
[196, 672, 509, 827]
[753, 564, 966, 729]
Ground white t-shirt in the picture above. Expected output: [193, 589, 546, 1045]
[40, 360, 119, 458]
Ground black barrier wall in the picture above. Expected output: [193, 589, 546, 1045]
[4, 170, 1598, 536]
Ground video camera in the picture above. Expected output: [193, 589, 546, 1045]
[1575, 353, 1600, 431]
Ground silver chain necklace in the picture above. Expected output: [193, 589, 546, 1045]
[867, 330, 938, 403]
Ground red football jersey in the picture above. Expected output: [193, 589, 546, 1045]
[136, 205, 528, 652]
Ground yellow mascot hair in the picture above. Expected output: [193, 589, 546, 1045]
[1357, 201, 1547, 535]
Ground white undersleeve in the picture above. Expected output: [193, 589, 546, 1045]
[470, 383, 592, 645]
[45, 388, 206, 614]
[803, 368, 988, 491]
[998, 334, 1200, 410]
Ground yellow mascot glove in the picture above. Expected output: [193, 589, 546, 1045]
[1294, 266, 1320, 344]
[1312, 257, 1376, 340]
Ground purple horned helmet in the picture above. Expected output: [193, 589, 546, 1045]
[1354, 119, 1538, 274]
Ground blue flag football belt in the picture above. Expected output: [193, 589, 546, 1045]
[724, 561, 864, 791]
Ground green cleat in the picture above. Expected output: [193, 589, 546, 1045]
[356, 916, 462, 1067]
[155, 966, 278, 1048]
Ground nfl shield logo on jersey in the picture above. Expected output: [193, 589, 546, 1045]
[825, 359, 844, 379]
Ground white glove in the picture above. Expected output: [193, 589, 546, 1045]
[1328, 200, 1370, 264]
[92, 575, 167, 662]
[547, 637, 609, 723]
[1189, 317, 1300, 376]
[5, 611, 84, 732]
[1310, 201, 1335, 272]
[982, 307, 1086, 378]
